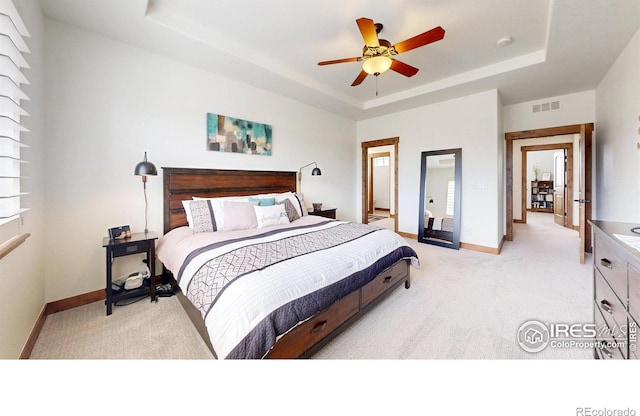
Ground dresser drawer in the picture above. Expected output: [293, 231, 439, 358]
[593, 235, 627, 304]
[594, 268, 628, 342]
[111, 240, 151, 257]
[361, 260, 409, 308]
[265, 289, 360, 358]
[594, 307, 626, 359]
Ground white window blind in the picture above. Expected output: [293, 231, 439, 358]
[0, 0, 30, 224]
[445, 180, 455, 217]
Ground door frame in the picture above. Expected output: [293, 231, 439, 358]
[520, 142, 573, 228]
[361, 138, 399, 233]
[505, 123, 593, 262]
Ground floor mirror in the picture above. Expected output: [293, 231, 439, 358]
[418, 148, 461, 249]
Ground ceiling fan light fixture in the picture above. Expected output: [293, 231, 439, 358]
[362, 56, 392, 75]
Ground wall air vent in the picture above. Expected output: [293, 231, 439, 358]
[532, 100, 561, 113]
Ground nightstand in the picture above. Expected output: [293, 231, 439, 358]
[102, 231, 158, 316]
[308, 207, 337, 219]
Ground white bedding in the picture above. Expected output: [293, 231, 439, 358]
[157, 216, 419, 359]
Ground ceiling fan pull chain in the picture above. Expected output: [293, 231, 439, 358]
[376, 74, 379, 96]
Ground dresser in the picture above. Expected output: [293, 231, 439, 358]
[589, 220, 639, 359]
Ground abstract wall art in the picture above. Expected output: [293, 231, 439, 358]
[206, 113, 272, 156]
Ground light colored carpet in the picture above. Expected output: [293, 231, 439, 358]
[314, 212, 593, 359]
[30, 293, 214, 359]
[30, 212, 592, 360]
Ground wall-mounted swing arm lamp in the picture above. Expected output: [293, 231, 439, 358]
[298, 162, 322, 181]
[134, 151, 157, 234]
[297, 162, 322, 193]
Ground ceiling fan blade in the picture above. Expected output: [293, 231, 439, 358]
[393, 26, 445, 54]
[351, 70, 368, 86]
[318, 57, 361, 66]
[390, 59, 419, 77]
[356, 17, 379, 48]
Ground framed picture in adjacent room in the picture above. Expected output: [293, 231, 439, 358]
[541, 172, 551, 180]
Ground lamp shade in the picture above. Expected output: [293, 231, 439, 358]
[362, 56, 392, 75]
[134, 152, 157, 176]
[311, 166, 321, 176]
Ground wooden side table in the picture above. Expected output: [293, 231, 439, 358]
[308, 207, 337, 219]
[102, 231, 158, 316]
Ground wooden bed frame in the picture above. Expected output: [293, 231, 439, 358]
[161, 167, 412, 358]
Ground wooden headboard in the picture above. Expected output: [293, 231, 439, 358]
[162, 167, 297, 234]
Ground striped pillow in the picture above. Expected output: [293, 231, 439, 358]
[277, 198, 301, 222]
[188, 200, 217, 233]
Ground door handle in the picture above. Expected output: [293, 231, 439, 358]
[573, 199, 591, 203]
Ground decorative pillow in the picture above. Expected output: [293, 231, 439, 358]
[248, 196, 276, 206]
[294, 193, 308, 216]
[277, 198, 301, 222]
[192, 196, 249, 231]
[254, 204, 290, 228]
[223, 201, 259, 231]
[273, 192, 304, 218]
[187, 200, 217, 233]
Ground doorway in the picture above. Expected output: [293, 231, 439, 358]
[505, 123, 593, 263]
[520, 142, 574, 230]
[361, 138, 399, 233]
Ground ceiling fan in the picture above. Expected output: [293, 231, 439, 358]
[318, 17, 445, 86]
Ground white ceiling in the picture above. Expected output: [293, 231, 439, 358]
[39, 0, 640, 120]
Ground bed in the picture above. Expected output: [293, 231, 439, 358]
[424, 215, 454, 241]
[157, 167, 420, 359]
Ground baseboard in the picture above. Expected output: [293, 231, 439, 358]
[19, 305, 47, 359]
[397, 231, 417, 239]
[45, 289, 106, 315]
[397, 231, 501, 255]
[460, 242, 501, 255]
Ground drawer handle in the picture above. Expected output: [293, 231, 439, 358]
[600, 345, 613, 358]
[600, 300, 613, 314]
[310, 320, 327, 334]
[383, 276, 393, 284]
[600, 258, 612, 269]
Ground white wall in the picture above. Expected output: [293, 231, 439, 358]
[43, 19, 357, 302]
[0, 0, 46, 359]
[503, 90, 596, 133]
[595, 28, 640, 223]
[357, 90, 502, 249]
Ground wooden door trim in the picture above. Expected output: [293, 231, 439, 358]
[505, 123, 593, 246]
[520, 142, 573, 228]
[362, 138, 398, 233]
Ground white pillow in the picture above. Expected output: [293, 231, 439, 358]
[223, 201, 259, 231]
[254, 204, 290, 228]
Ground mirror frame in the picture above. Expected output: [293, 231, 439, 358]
[418, 148, 462, 249]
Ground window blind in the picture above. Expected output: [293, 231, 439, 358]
[0, 0, 30, 223]
[446, 180, 455, 217]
